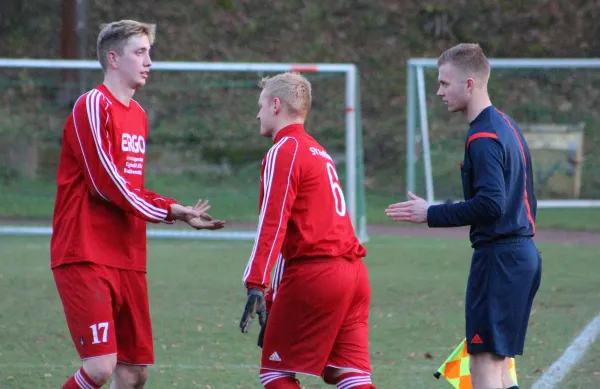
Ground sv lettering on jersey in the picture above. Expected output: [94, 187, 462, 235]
[121, 133, 146, 154]
[309, 147, 333, 161]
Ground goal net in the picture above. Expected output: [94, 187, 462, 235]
[406, 58, 600, 208]
[0, 59, 368, 241]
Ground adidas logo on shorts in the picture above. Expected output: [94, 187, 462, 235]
[269, 352, 282, 362]
[471, 334, 484, 344]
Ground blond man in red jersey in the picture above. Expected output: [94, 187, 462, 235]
[240, 73, 376, 389]
[51, 20, 224, 389]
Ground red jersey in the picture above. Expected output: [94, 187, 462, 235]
[243, 124, 366, 291]
[50, 84, 177, 272]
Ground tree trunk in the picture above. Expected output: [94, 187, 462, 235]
[59, 0, 78, 107]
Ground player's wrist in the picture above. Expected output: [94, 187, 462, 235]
[166, 204, 176, 221]
[426, 203, 447, 227]
[246, 283, 265, 293]
[168, 203, 189, 221]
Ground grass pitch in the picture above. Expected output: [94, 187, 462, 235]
[0, 234, 598, 388]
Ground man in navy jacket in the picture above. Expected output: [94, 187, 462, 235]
[386, 43, 542, 389]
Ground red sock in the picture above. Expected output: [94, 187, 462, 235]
[333, 372, 375, 389]
[61, 368, 102, 389]
[259, 369, 301, 388]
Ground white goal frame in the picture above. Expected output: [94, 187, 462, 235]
[406, 57, 600, 208]
[0, 59, 368, 241]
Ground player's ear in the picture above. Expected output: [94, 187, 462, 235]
[465, 77, 475, 93]
[272, 97, 281, 115]
[106, 50, 119, 69]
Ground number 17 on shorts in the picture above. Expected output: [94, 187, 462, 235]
[70, 316, 117, 358]
[89, 322, 110, 345]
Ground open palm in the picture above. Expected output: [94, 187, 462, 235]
[185, 199, 226, 230]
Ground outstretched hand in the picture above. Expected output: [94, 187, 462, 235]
[385, 191, 430, 223]
[169, 200, 207, 221]
[184, 199, 226, 230]
[170, 200, 226, 230]
[186, 216, 226, 230]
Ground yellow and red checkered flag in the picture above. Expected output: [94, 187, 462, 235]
[434, 338, 517, 389]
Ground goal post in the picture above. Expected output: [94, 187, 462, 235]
[0, 59, 368, 241]
[406, 58, 600, 208]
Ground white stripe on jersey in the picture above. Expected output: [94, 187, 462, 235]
[84, 90, 167, 221]
[243, 137, 289, 282]
[272, 254, 285, 301]
[243, 138, 287, 282]
[243, 136, 298, 285]
[72, 94, 108, 202]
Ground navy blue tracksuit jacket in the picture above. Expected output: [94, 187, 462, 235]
[427, 105, 537, 248]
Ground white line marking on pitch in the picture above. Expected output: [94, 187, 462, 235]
[531, 313, 600, 389]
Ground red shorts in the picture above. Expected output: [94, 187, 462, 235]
[261, 257, 371, 376]
[53, 263, 153, 364]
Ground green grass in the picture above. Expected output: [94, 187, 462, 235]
[0, 235, 599, 388]
[533, 208, 600, 231]
[563, 340, 600, 389]
[2, 175, 600, 232]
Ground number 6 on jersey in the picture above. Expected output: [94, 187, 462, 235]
[326, 162, 347, 217]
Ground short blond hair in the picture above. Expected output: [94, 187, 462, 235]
[438, 43, 490, 80]
[259, 72, 312, 117]
[97, 20, 156, 70]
